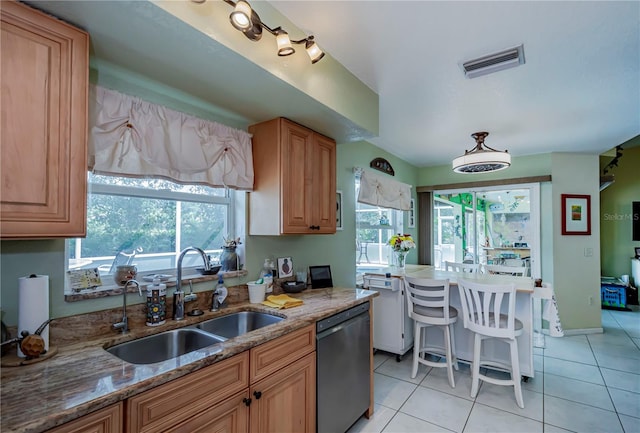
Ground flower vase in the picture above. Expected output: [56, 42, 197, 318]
[220, 246, 238, 272]
[395, 251, 407, 270]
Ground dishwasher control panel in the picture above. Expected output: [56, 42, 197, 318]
[316, 302, 369, 332]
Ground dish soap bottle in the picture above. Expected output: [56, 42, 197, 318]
[260, 259, 274, 294]
[212, 275, 228, 311]
[145, 278, 167, 326]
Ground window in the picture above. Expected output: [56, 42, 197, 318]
[355, 179, 404, 268]
[66, 173, 233, 292]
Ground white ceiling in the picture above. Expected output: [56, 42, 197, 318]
[25, 1, 640, 169]
[270, 1, 640, 167]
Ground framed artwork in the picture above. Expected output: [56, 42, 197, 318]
[277, 257, 294, 278]
[408, 198, 416, 228]
[336, 190, 343, 231]
[561, 194, 591, 235]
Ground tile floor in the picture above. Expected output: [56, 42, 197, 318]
[347, 306, 640, 433]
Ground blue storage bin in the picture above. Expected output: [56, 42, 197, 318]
[601, 284, 627, 309]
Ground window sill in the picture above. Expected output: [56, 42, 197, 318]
[64, 269, 249, 302]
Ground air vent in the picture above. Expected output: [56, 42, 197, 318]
[462, 45, 525, 79]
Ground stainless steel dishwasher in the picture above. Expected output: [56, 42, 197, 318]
[316, 302, 371, 433]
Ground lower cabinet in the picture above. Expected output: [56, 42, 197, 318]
[249, 352, 316, 433]
[172, 390, 250, 433]
[126, 325, 316, 433]
[46, 403, 122, 433]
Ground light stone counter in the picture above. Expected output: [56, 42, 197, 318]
[0, 287, 376, 433]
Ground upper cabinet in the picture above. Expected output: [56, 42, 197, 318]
[249, 118, 336, 235]
[1, 1, 89, 238]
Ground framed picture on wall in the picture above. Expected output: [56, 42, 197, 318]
[408, 198, 416, 228]
[336, 190, 343, 230]
[561, 194, 591, 235]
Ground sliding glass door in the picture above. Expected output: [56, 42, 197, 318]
[433, 184, 540, 277]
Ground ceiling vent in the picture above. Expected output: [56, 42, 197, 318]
[462, 45, 525, 79]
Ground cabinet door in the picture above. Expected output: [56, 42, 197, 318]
[0, 1, 88, 238]
[172, 390, 249, 433]
[312, 134, 336, 233]
[250, 352, 316, 433]
[46, 403, 122, 433]
[127, 352, 249, 433]
[281, 120, 314, 233]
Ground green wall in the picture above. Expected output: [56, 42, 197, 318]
[0, 139, 418, 325]
[600, 140, 640, 280]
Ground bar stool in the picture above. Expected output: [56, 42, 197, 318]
[457, 278, 525, 408]
[483, 264, 528, 276]
[404, 276, 458, 387]
[445, 261, 479, 273]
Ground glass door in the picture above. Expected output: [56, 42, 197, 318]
[433, 184, 540, 277]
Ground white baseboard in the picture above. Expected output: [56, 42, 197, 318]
[562, 328, 603, 336]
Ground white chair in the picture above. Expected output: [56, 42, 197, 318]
[404, 276, 458, 387]
[445, 261, 480, 273]
[457, 278, 525, 408]
[484, 264, 527, 276]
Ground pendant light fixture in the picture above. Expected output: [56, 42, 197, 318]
[193, 0, 325, 64]
[452, 132, 511, 174]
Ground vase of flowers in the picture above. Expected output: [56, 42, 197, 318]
[389, 233, 416, 270]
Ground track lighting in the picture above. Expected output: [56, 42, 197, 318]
[192, 0, 325, 64]
[276, 28, 295, 56]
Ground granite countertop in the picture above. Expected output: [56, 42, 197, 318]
[1, 287, 377, 433]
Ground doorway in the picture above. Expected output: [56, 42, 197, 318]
[433, 184, 540, 277]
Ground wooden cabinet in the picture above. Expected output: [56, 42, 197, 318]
[248, 325, 316, 433]
[127, 352, 249, 433]
[126, 325, 316, 433]
[47, 403, 122, 433]
[249, 353, 316, 433]
[249, 118, 336, 235]
[0, 1, 88, 238]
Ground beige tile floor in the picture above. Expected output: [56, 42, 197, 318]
[348, 306, 640, 433]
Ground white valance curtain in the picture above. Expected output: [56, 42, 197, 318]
[88, 85, 254, 190]
[357, 169, 412, 211]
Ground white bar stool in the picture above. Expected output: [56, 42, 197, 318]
[404, 277, 459, 388]
[445, 261, 480, 273]
[457, 278, 525, 408]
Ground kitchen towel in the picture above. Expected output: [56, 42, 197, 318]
[261, 294, 303, 309]
[18, 274, 50, 357]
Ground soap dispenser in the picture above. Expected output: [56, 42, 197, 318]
[260, 259, 274, 294]
[145, 278, 167, 326]
[212, 275, 228, 311]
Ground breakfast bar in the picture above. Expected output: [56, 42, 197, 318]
[364, 265, 536, 377]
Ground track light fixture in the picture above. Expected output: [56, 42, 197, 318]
[193, 0, 325, 64]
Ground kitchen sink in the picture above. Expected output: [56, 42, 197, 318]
[194, 311, 284, 339]
[106, 328, 225, 365]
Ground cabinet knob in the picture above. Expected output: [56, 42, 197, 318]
[243, 397, 252, 406]
[253, 390, 262, 399]
[309, 225, 320, 230]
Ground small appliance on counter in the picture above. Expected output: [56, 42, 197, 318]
[309, 265, 333, 289]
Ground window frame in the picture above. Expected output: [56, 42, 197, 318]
[65, 174, 235, 294]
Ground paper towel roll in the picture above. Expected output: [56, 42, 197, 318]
[18, 274, 50, 357]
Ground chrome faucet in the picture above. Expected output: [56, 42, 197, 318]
[174, 247, 210, 320]
[112, 279, 141, 333]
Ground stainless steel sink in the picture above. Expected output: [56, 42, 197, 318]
[106, 328, 225, 364]
[195, 311, 284, 339]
